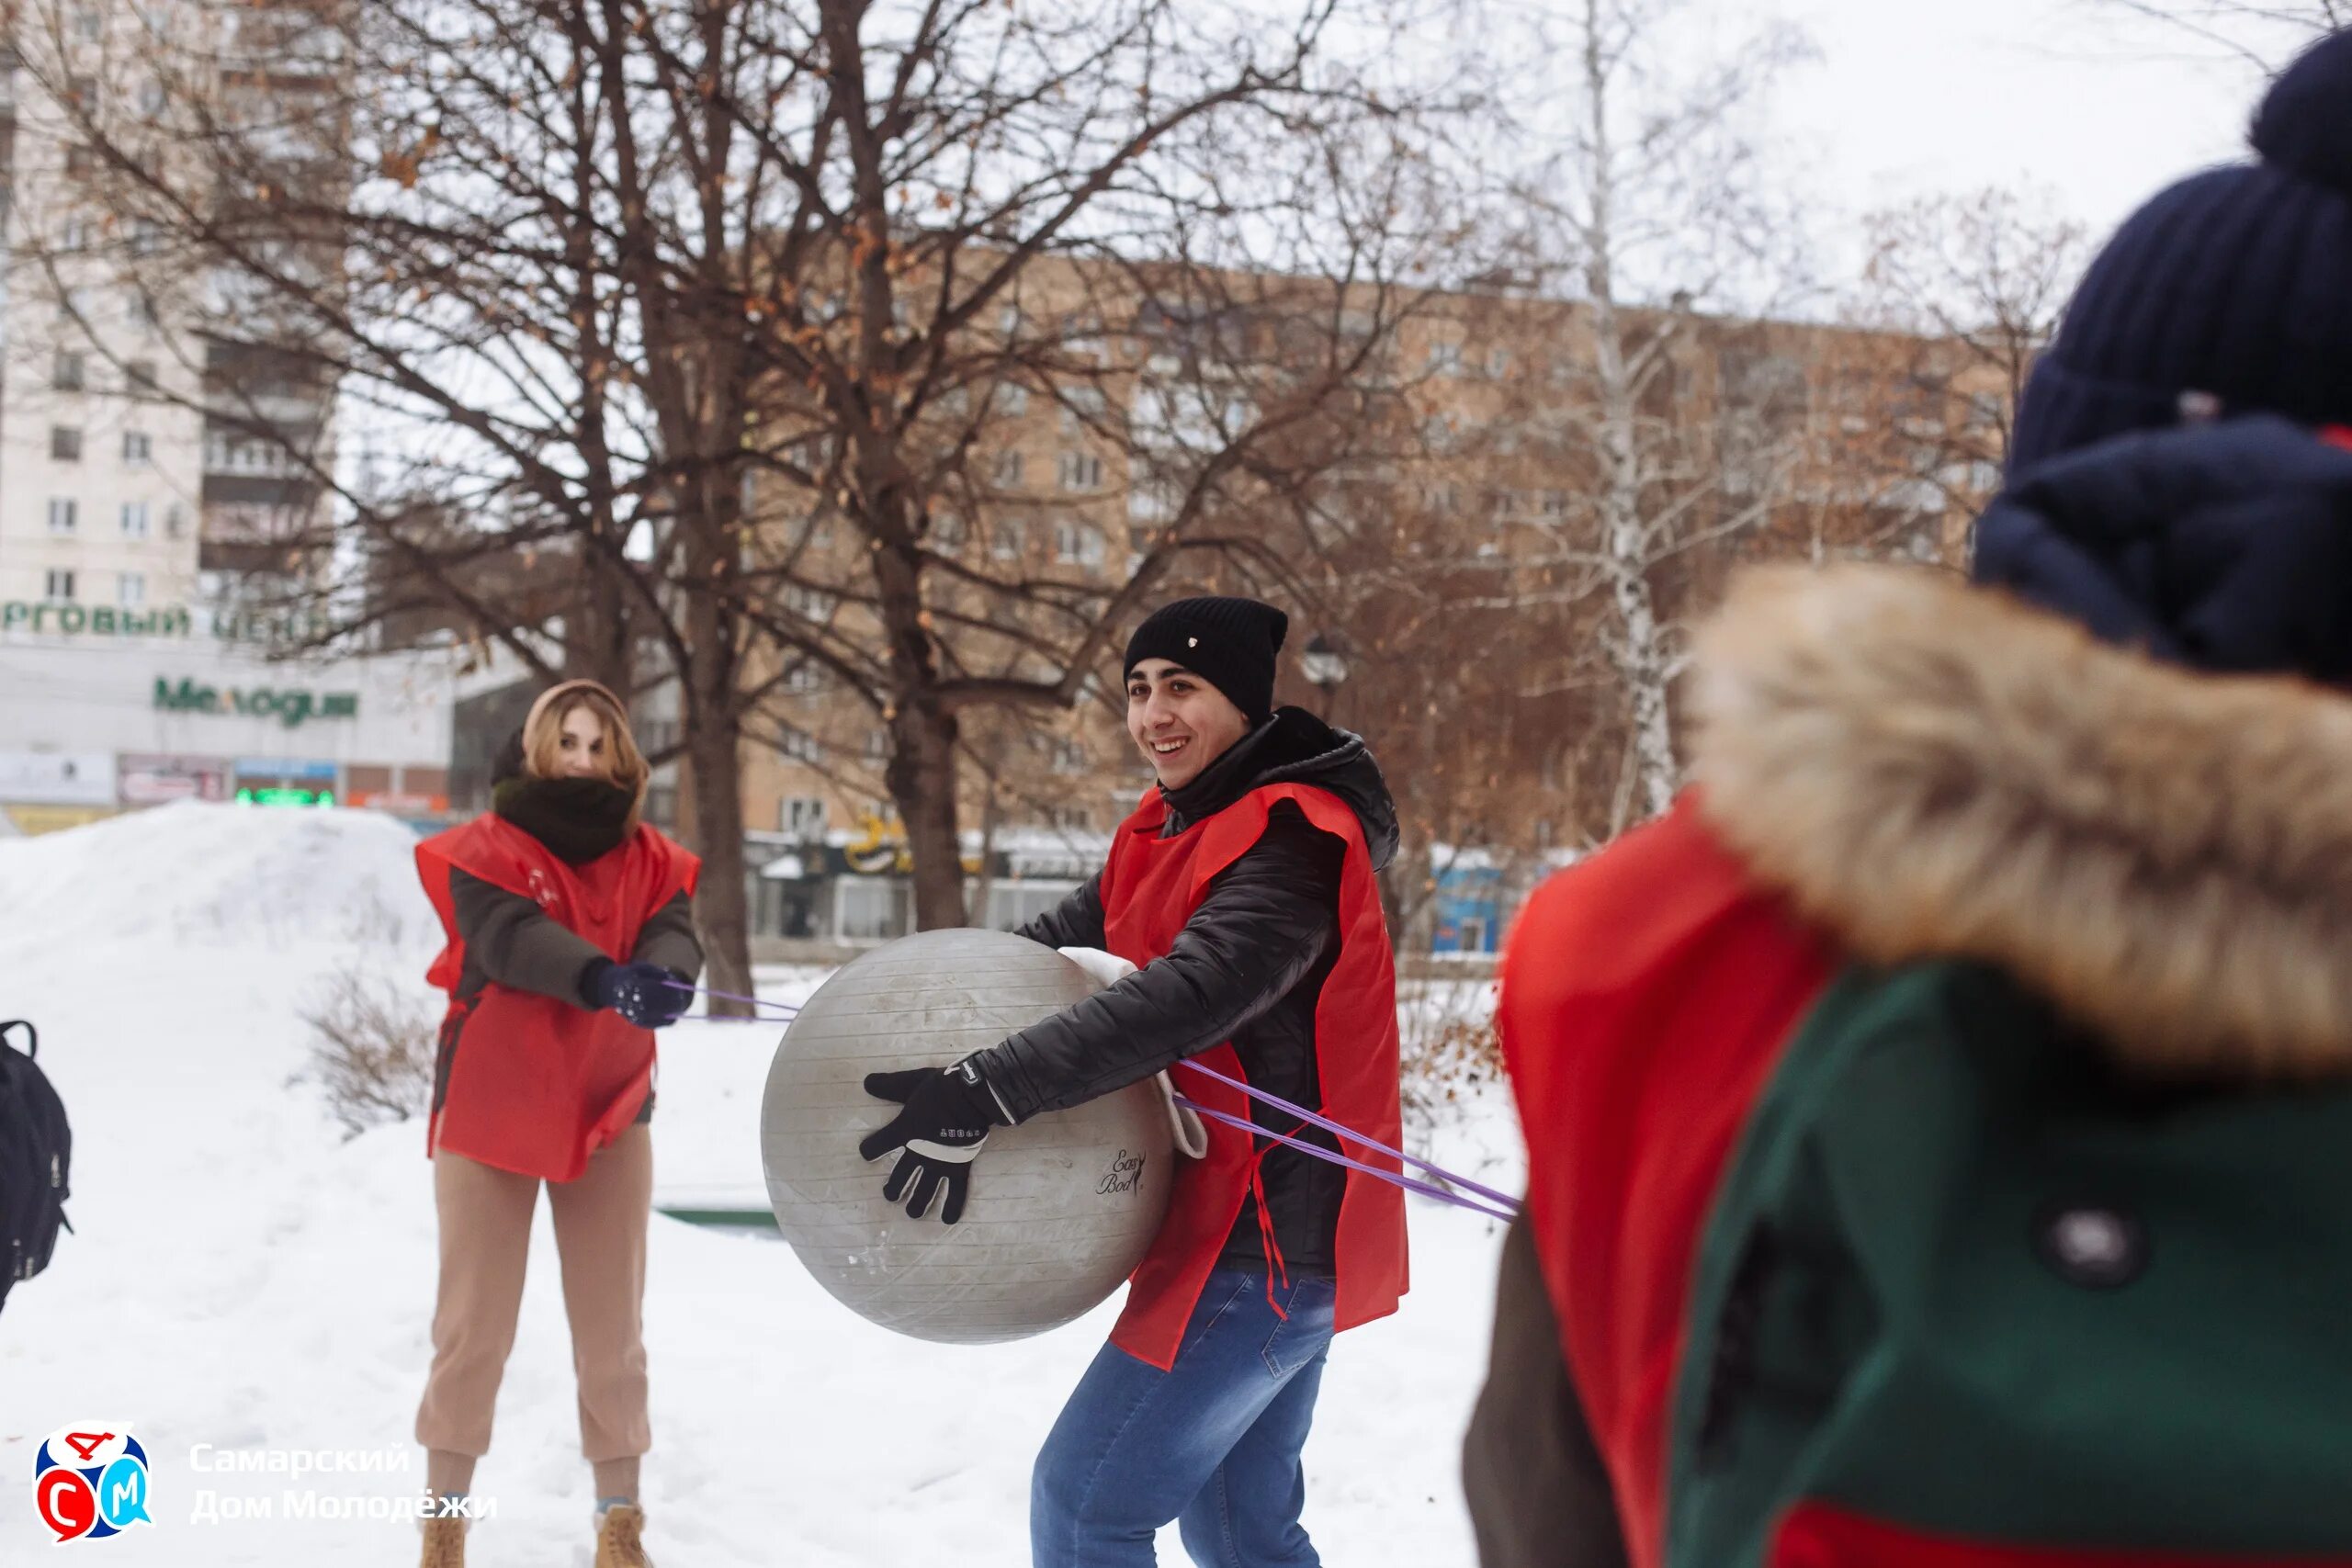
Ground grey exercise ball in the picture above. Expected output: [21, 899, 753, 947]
[761, 928, 1175, 1343]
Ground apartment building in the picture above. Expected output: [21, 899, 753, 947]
[729, 262, 2014, 949]
[0, 5, 413, 837]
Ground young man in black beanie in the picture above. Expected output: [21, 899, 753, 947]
[1467, 29, 2352, 1568]
[856, 593, 1410, 1568]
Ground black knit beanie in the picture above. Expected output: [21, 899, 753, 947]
[1123, 596, 1289, 724]
[2009, 28, 2352, 476]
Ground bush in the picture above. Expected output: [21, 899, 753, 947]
[1397, 977, 1504, 1135]
[295, 964, 439, 1139]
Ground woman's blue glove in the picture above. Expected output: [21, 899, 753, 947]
[582, 960, 692, 1028]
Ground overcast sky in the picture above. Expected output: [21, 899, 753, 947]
[1781, 0, 2271, 243]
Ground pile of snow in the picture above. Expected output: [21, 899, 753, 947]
[0, 802, 436, 961]
[0, 806, 1517, 1567]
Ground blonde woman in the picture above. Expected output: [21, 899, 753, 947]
[410, 680, 702, 1568]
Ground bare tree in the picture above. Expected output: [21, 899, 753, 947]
[1858, 186, 2089, 494]
[2093, 1, 2345, 69]
[1462, 0, 1817, 823]
[16, 0, 1457, 996]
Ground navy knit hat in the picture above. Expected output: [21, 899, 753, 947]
[2009, 29, 2352, 476]
[1124, 596, 1289, 724]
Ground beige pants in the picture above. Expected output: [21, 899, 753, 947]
[414, 1126, 653, 1462]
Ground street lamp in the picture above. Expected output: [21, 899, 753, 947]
[1300, 633, 1349, 716]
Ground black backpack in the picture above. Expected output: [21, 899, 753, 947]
[0, 1020, 72, 1313]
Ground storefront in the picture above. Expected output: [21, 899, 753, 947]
[751, 819, 1102, 945]
[1430, 860, 1506, 955]
[0, 604, 458, 834]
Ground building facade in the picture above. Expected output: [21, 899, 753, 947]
[0, 600, 456, 834]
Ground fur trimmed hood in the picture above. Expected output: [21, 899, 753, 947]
[1689, 564, 2352, 1080]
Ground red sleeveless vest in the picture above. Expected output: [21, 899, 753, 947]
[1102, 782, 1409, 1370]
[416, 815, 700, 1182]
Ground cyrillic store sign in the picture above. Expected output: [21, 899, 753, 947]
[3, 601, 330, 645]
[154, 677, 358, 728]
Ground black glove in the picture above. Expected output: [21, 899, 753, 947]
[858, 1062, 1005, 1224]
[582, 960, 692, 1029]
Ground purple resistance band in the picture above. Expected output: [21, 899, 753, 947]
[666, 980, 801, 1022]
[1173, 1058, 1522, 1221]
[1172, 1097, 1520, 1223]
[663, 982, 1521, 1220]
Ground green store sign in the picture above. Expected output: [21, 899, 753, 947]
[154, 677, 358, 729]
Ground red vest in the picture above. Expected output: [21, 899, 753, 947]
[1102, 782, 1409, 1370]
[416, 815, 701, 1182]
[1499, 797, 1832, 1568]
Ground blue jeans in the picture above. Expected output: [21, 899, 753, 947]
[1032, 1270, 1337, 1568]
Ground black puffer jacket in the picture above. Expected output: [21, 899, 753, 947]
[970, 708, 1400, 1278]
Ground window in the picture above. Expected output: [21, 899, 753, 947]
[1128, 480, 1178, 524]
[1428, 339, 1464, 376]
[130, 220, 161, 257]
[780, 729, 822, 762]
[785, 662, 825, 694]
[65, 75, 97, 111]
[60, 216, 90, 252]
[1054, 519, 1105, 569]
[53, 352, 85, 391]
[137, 79, 165, 118]
[989, 515, 1025, 560]
[1485, 345, 1512, 379]
[1057, 451, 1105, 492]
[50, 426, 82, 462]
[56, 286, 95, 321]
[164, 502, 186, 538]
[1060, 386, 1109, 434]
[48, 498, 78, 535]
[865, 728, 889, 761]
[1062, 311, 1107, 361]
[780, 796, 826, 836]
[929, 512, 965, 552]
[992, 450, 1024, 488]
[123, 430, 152, 465]
[837, 878, 910, 942]
[72, 6, 102, 41]
[45, 569, 75, 602]
[993, 382, 1030, 417]
[118, 571, 146, 606]
[64, 143, 95, 177]
[1046, 803, 1093, 831]
[120, 501, 150, 538]
[130, 289, 159, 332]
[1048, 737, 1087, 774]
[126, 360, 158, 396]
[782, 583, 838, 620]
[997, 305, 1021, 337]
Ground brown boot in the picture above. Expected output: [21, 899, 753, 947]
[419, 1516, 466, 1568]
[594, 1503, 653, 1568]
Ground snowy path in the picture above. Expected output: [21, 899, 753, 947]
[0, 807, 1518, 1566]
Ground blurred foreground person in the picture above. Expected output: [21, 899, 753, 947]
[1470, 32, 2352, 1568]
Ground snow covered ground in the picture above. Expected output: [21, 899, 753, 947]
[0, 805, 1521, 1566]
